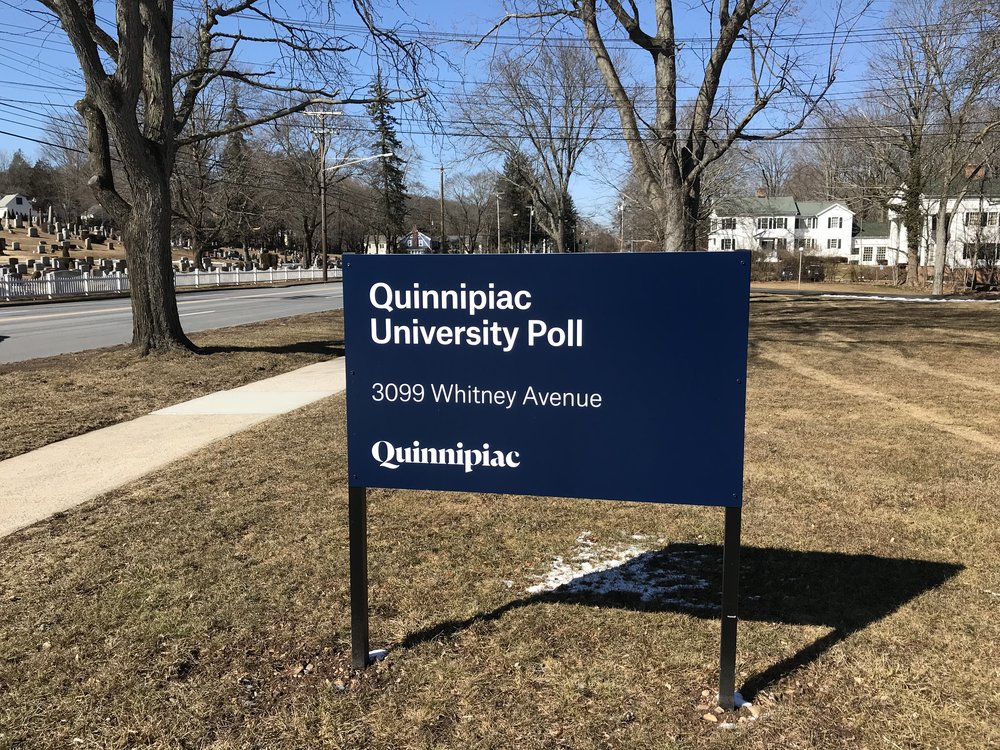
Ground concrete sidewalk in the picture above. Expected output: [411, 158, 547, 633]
[0, 358, 346, 538]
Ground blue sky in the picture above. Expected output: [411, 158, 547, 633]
[0, 0, 885, 223]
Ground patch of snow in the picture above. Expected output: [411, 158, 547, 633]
[819, 294, 1000, 304]
[368, 649, 388, 662]
[526, 532, 713, 608]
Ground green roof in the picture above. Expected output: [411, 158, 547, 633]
[714, 196, 799, 217]
[795, 201, 845, 216]
[919, 177, 1000, 198]
[854, 222, 890, 239]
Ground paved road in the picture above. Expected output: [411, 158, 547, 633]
[0, 283, 344, 364]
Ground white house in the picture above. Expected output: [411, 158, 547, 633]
[708, 194, 855, 261]
[851, 223, 892, 266]
[887, 180, 1000, 270]
[0, 193, 32, 219]
[364, 227, 437, 254]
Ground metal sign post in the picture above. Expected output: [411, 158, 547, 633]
[348, 485, 369, 670]
[718, 505, 742, 710]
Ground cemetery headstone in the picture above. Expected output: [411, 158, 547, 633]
[28, 226, 39, 238]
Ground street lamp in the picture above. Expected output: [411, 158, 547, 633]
[322, 151, 393, 269]
[528, 205, 534, 253]
[495, 192, 504, 253]
[797, 246, 804, 289]
[618, 199, 626, 252]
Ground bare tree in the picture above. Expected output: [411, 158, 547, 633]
[30, 0, 427, 353]
[868, 0, 1000, 292]
[465, 43, 609, 253]
[780, 109, 896, 223]
[447, 171, 496, 253]
[747, 141, 792, 198]
[488, 0, 869, 249]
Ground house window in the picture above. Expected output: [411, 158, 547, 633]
[964, 243, 1000, 261]
[965, 212, 988, 226]
[828, 216, 843, 229]
[720, 217, 736, 230]
[760, 238, 787, 251]
[15, 197, 23, 205]
[756, 217, 787, 230]
[989, 212, 999, 227]
[795, 217, 818, 229]
[850, 246, 859, 255]
[929, 214, 952, 232]
[863, 247, 873, 262]
[877, 247, 887, 262]
[720, 238, 734, 250]
[827, 238, 842, 250]
[804, 238, 818, 250]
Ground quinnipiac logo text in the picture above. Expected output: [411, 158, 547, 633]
[372, 440, 521, 473]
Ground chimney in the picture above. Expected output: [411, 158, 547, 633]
[755, 187, 767, 198]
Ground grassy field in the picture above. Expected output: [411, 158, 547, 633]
[0, 311, 344, 461]
[1, 297, 999, 748]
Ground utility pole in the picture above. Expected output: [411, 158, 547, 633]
[439, 165, 446, 254]
[306, 110, 342, 282]
[496, 192, 503, 253]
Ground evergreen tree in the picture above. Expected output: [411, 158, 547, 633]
[561, 192, 580, 252]
[218, 96, 262, 255]
[367, 77, 407, 252]
[500, 152, 533, 250]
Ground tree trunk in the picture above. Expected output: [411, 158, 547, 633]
[658, 189, 698, 250]
[123, 178, 192, 354]
[933, 210, 948, 295]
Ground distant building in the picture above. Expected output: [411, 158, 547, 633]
[851, 223, 891, 266]
[888, 179, 1000, 269]
[707, 193, 855, 262]
[0, 193, 32, 219]
[364, 227, 438, 254]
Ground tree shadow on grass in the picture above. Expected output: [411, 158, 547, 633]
[194, 341, 344, 357]
[400, 544, 962, 699]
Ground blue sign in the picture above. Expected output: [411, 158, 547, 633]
[344, 252, 750, 507]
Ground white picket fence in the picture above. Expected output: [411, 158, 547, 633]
[0, 267, 340, 302]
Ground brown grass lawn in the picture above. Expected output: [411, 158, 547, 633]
[0, 311, 344, 461]
[1, 297, 1000, 748]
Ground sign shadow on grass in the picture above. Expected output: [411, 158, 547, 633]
[401, 544, 962, 699]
